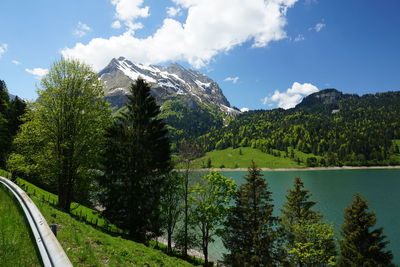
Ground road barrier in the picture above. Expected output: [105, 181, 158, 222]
[0, 176, 73, 267]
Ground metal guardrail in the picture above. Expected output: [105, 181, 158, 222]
[0, 176, 73, 267]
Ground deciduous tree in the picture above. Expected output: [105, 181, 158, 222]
[190, 171, 236, 265]
[8, 58, 111, 212]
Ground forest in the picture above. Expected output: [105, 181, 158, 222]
[198, 89, 400, 167]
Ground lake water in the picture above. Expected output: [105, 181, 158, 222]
[205, 169, 400, 264]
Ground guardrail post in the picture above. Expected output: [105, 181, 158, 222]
[50, 224, 57, 237]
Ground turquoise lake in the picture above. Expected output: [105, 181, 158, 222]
[205, 169, 400, 264]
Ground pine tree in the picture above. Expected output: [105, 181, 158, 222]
[222, 161, 279, 266]
[280, 178, 321, 242]
[280, 178, 336, 266]
[338, 194, 394, 267]
[100, 78, 171, 242]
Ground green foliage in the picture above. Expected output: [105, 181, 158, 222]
[0, 80, 27, 168]
[190, 171, 236, 265]
[338, 194, 394, 267]
[287, 220, 336, 267]
[222, 162, 280, 266]
[159, 99, 224, 144]
[0, 185, 42, 266]
[199, 91, 400, 166]
[99, 78, 171, 242]
[8, 58, 111, 212]
[160, 171, 185, 253]
[280, 178, 336, 266]
[281, 178, 321, 227]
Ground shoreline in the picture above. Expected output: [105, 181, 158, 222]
[175, 166, 400, 172]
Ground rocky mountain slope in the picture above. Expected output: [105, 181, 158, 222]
[98, 57, 239, 115]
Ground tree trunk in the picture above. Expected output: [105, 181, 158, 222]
[184, 164, 189, 257]
[167, 231, 172, 254]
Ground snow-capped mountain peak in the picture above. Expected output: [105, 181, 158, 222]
[99, 57, 238, 114]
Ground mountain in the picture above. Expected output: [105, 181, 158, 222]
[98, 57, 239, 115]
[198, 89, 400, 167]
[8, 93, 16, 100]
[295, 88, 356, 112]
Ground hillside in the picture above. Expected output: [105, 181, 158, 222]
[0, 170, 196, 267]
[198, 89, 400, 167]
[35, 199, 195, 267]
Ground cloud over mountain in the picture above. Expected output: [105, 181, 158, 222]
[263, 82, 319, 109]
[61, 0, 298, 71]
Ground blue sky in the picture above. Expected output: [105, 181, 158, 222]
[0, 0, 399, 110]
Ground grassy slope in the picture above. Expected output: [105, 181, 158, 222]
[33, 198, 194, 267]
[190, 147, 305, 168]
[0, 185, 42, 267]
[0, 170, 194, 267]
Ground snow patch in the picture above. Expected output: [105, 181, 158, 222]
[117, 61, 156, 83]
[195, 80, 211, 90]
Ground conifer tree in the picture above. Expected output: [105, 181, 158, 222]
[99, 78, 171, 242]
[338, 194, 394, 267]
[280, 178, 336, 266]
[280, 178, 321, 243]
[222, 161, 279, 266]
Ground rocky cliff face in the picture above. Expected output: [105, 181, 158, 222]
[98, 57, 239, 114]
[295, 88, 353, 112]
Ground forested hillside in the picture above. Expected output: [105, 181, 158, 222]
[198, 89, 400, 166]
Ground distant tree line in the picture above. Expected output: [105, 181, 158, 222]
[1, 59, 395, 266]
[198, 93, 400, 167]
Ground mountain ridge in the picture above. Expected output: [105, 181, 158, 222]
[99, 57, 239, 115]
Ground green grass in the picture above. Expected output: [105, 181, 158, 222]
[273, 148, 323, 164]
[0, 169, 198, 266]
[0, 185, 42, 267]
[189, 147, 305, 169]
[33, 198, 194, 267]
[15, 178, 123, 234]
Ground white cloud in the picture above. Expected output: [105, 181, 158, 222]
[74, 22, 92, 37]
[111, 20, 122, 29]
[294, 34, 305, 42]
[167, 6, 181, 17]
[25, 68, 49, 79]
[263, 82, 319, 109]
[0, 44, 7, 57]
[309, 22, 325, 32]
[62, 0, 299, 71]
[12, 60, 21, 65]
[224, 76, 239, 84]
[240, 107, 249, 112]
[111, 0, 149, 30]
